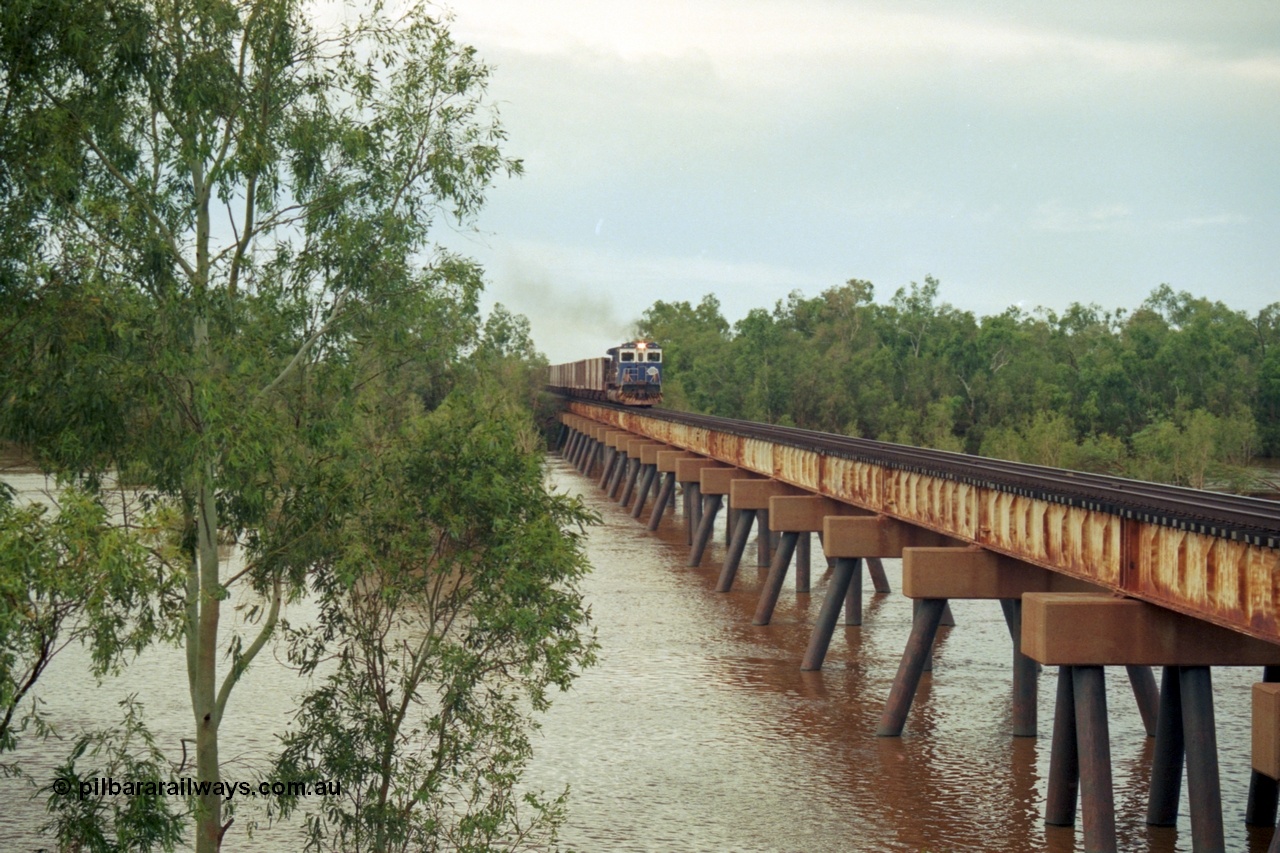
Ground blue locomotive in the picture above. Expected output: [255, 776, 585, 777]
[547, 340, 664, 406]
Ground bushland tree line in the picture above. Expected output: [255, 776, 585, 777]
[1, 1, 589, 852]
[638, 278, 1279, 491]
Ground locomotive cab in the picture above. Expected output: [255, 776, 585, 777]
[606, 340, 663, 405]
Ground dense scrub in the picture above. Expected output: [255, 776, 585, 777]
[638, 280, 1279, 491]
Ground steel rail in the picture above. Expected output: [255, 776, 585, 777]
[552, 393, 1280, 549]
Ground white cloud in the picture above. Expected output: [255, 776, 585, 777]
[446, 0, 1280, 95]
[1032, 201, 1134, 233]
[430, 0, 1280, 340]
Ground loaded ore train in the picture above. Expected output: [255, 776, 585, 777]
[547, 340, 664, 406]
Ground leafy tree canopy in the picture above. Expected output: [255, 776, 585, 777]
[636, 280, 1279, 490]
[2, 1, 594, 850]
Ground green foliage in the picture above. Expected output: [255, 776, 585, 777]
[637, 281, 1278, 490]
[42, 697, 186, 853]
[1129, 407, 1260, 489]
[0, 487, 174, 756]
[273, 389, 597, 852]
[1, 1, 572, 850]
[470, 302, 553, 426]
[1257, 347, 1280, 456]
[636, 294, 732, 413]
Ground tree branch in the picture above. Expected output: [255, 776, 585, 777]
[213, 575, 282, 721]
[256, 287, 352, 399]
[57, 105, 199, 285]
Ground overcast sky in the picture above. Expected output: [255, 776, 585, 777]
[432, 1, 1280, 364]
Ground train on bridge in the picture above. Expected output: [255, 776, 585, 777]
[547, 340, 664, 406]
[553, 402, 1280, 852]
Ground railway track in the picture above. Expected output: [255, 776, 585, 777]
[557, 395, 1280, 549]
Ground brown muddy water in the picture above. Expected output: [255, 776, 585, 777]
[0, 457, 1275, 851]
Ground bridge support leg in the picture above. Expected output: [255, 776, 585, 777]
[795, 533, 811, 593]
[684, 483, 702, 546]
[1001, 599, 1038, 737]
[877, 598, 946, 737]
[598, 447, 617, 489]
[1024, 593, 1280, 852]
[845, 560, 863, 625]
[716, 509, 757, 593]
[608, 453, 628, 499]
[646, 466, 662, 504]
[1149, 666, 1227, 848]
[756, 509, 773, 567]
[1147, 666, 1184, 827]
[581, 439, 599, 476]
[867, 557, 891, 594]
[619, 458, 641, 507]
[802, 557, 860, 670]
[940, 601, 956, 627]
[631, 464, 657, 518]
[753, 531, 800, 625]
[1045, 664, 1166, 852]
[913, 600, 936, 673]
[1046, 667, 1080, 827]
[555, 423, 568, 451]
[1126, 665, 1160, 737]
[1247, 667, 1280, 828]
[564, 429, 581, 464]
[647, 472, 676, 531]
[688, 495, 723, 566]
[1073, 665, 1118, 853]
[1181, 666, 1225, 852]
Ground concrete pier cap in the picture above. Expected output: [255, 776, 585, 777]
[699, 467, 762, 496]
[766, 495, 867, 532]
[822, 515, 960, 558]
[900, 547, 1102, 600]
[1021, 593, 1280, 667]
[676, 458, 726, 481]
[728, 478, 806, 510]
[625, 438, 663, 458]
[656, 450, 698, 473]
[639, 443, 672, 465]
[604, 430, 632, 448]
[1254, 683, 1280, 780]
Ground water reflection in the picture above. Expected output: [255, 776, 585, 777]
[524, 459, 1272, 852]
[0, 456, 1273, 851]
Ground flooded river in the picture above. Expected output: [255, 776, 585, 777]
[523, 460, 1271, 852]
[1, 457, 1275, 851]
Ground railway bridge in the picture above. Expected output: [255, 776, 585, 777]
[554, 399, 1280, 853]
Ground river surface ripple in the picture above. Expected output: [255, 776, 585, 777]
[0, 458, 1273, 851]
[522, 460, 1271, 853]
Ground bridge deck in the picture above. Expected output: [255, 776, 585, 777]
[567, 400, 1280, 644]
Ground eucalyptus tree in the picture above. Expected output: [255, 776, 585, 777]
[274, 390, 596, 852]
[0, 485, 175, 759]
[0, 1, 577, 850]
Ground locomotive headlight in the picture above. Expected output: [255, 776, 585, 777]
[637, 341, 646, 349]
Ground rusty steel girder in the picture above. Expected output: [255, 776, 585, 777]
[567, 401, 1280, 644]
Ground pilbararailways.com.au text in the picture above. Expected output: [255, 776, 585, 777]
[51, 777, 340, 802]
